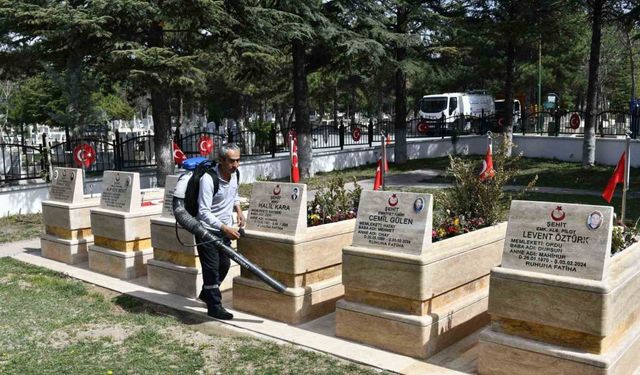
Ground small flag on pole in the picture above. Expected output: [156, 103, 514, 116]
[290, 133, 300, 183]
[373, 155, 383, 190]
[173, 142, 187, 165]
[479, 144, 495, 181]
[602, 152, 626, 203]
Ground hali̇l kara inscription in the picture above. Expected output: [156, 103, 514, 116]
[99, 171, 142, 213]
[49, 167, 83, 203]
[501, 200, 613, 281]
[352, 190, 433, 255]
[246, 182, 306, 236]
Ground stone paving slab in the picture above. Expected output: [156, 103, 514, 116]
[0, 238, 40, 258]
[10, 246, 476, 375]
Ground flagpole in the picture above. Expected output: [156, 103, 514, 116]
[381, 130, 387, 190]
[622, 131, 631, 224]
[289, 133, 293, 183]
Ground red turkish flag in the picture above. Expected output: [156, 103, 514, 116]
[173, 142, 187, 165]
[479, 144, 495, 181]
[290, 135, 300, 183]
[602, 152, 626, 203]
[373, 155, 383, 190]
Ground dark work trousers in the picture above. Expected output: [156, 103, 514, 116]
[196, 233, 231, 306]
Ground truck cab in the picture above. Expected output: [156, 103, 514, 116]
[419, 92, 494, 121]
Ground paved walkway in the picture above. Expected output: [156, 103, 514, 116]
[0, 238, 39, 258]
[5, 248, 475, 374]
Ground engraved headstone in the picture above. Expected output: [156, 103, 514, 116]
[49, 167, 83, 203]
[99, 171, 141, 213]
[161, 175, 180, 218]
[352, 190, 433, 255]
[246, 182, 306, 236]
[501, 200, 613, 281]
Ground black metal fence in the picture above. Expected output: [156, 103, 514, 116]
[2, 108, 638, 185]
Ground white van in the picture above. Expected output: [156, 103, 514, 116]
[418, 91, 494, 121]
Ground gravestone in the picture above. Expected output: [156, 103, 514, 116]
[245, 182, 307, 236]
[501, 201, 612, 281]
[352, 191, 432, 255]
[234, 181, 355, 324]
[161, 175, 179, 218]
[88, 171, 161, 279]
[49, 167, 83, 204]
[336, 190, 507, 358]
[479, 200, 640, 375]
[99, 171, 142, 213]
[41, 167, 100, 264]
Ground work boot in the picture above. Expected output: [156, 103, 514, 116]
[198, 289, 216, 306]
[207, 304, 234, 320]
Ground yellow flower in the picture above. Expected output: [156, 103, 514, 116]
[453, 218, 460, 226]
[107, 371, 113, 375]
[437, 228, 446, 237]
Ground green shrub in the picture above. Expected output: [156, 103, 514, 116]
[434, 135, 537, 239]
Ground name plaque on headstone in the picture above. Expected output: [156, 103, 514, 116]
[49, 167, 83, 203]
[246, 182, 306, 236]
[161, 175, 180, 218]
[99, 171, 141, 213]
[352, 191, 433, 255]
[501, 200, 613, 281]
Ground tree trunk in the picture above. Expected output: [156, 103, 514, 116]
[504, 36, 515, 155]
[583, 0, 603, 167]
[394, 5, 408, 164]
[149, 20, 174, 187]
[292, 39, 313, 178]
[625, 29, 637, 100]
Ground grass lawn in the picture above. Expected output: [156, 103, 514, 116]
[0, 214, 42, 244]
[0, 258, 386, 375]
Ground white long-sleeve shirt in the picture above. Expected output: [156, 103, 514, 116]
[196, 166, 239, 233]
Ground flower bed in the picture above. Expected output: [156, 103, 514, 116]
[307, 175, 361, 227]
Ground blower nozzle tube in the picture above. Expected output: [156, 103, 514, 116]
[172, 197, 286, 294]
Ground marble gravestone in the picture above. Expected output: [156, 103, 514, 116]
[479, 200, 640, 375]
[352, 191, 433, 255]
[88, 171, 161, 279]
[501, 200, 613, 281]
[245, 182, 307, 236]
[49, 167, 84, 204]
[337, 190, 508, 358]
[99, 171, 142, 213]
[41, 167, 100, 264]
[234, 181, 356, 324]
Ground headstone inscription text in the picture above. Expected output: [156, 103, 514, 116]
[49, 167, 83, 203]
[161, 175, 180, 218]
[501, 200, 613, 281]
[99, 171, 141, 213]
[246, 182, 306, 236]
[352, 191, 433, 255]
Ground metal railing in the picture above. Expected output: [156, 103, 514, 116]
[2, 109, 638, 185]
